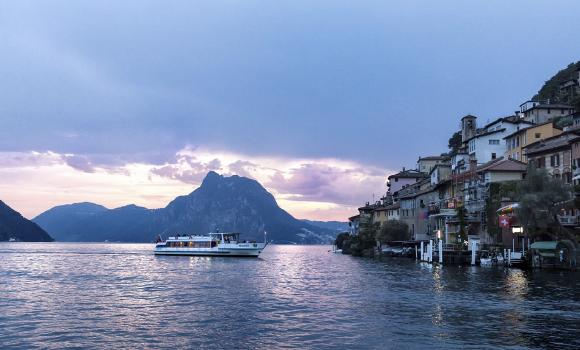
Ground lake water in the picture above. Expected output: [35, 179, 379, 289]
[0, 243, 578, 349]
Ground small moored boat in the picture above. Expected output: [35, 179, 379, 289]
[154, 232, 267, 257]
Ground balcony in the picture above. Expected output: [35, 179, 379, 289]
[557, 215, 579, 226]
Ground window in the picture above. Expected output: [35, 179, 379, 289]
[562, 109, 566, 114]
[550, 154, 560, 167]
[547, 108, 551, 114]
[537, 157, 546, 168]
[395, 178, 398, 182]
[489, 139, 500, 145]
[492, 153, 497, 160]
[535, 133, 541, 139]
[516, 136, 520, 147]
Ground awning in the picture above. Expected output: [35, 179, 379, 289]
[530, 241, 558, 250]
[574, 174, 580, 181]
[497, 203, 519, 214]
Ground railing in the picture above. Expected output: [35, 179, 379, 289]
[557, 215, 579, 226]
[442, 243, 463, 251]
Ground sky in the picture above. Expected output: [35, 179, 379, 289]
[1, 0, 580, 220]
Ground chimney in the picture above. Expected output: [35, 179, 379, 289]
[469, 159, 477, 172]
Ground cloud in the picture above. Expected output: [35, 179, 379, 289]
[226, 160, 258, 179]
[149, 154, 223, 184]
[62, 154, 95, 173]
[0, 147, 392, 221]
[0, 151, 62, 168]
[148, 147, 390, 207]
[267, 163, 386, 205]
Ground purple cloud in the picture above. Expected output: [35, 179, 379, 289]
[267, 163, 386, 205]
[227, 160, 258, 179]
[62, 154, 95, 173]
[149, 156, 222, 184]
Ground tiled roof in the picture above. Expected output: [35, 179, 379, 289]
[524, 103, 574, 110]
[476, 157, 527, 173]
[465, 128, 506, 142]
[388, 169, 428, 179]
[523, 131, 580, 156]
[483, 116, 533, 130]
[418, 156, 447, 161]
[383, 203, 400, 210]
[502, 121, 560, 140]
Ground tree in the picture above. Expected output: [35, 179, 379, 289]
[516, 165, 572, 240]
[334, 232, 350, 250]
[376, 220, 410, 243]
[448, 131, 462, 156]
[350, 222, 379, 257]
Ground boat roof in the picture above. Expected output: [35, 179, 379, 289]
[530, 241, 558, 250]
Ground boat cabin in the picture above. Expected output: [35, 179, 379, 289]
[209, 232, 240, 243]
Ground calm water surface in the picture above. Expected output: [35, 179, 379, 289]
[0, 243, 578, 349]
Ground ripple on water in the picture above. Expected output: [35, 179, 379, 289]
[0, 243, 579, 349]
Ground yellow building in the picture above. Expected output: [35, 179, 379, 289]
[504, 122, 562, 163]
[372, 207, 389, 227]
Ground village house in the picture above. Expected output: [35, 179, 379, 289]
[466, 116, 533, 165]
[397, 179, 429, 240]
[570, 120, 580, 183]
[414, 186, 443, 241]
[385, 202, 400, 221]
[519, 100, 575, 124]
[524, 132, 580, 228]
[386, 168, 427, 195]
[347, 103, 580, 251]
[372, 207, 389, 227]
[348, 215, 360, 235]
[504, 121, 563, 162]
[430, 163, 451, 185]
[523, 131, 580, 184]
[440, 158, 527, 245]
[417, 156, 447, 174]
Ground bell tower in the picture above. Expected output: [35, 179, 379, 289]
[461, 115, 477, 143]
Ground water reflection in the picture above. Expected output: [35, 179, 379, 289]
[0, 243, 579, 349]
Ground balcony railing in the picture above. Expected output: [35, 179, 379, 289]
[557, 215, 579, 226]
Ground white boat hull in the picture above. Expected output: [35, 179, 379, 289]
[154, 244, 266, 257]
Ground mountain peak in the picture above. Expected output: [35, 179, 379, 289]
[0, 200, 53, 242]
[33, 173, 338, 244]
[201, 171, 223, 186]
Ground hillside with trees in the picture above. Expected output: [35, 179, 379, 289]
[533, 61, 580, 109]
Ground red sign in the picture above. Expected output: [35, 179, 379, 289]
[499, 215, 510, 228]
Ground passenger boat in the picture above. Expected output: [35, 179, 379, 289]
[154, 232, 267, 257]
